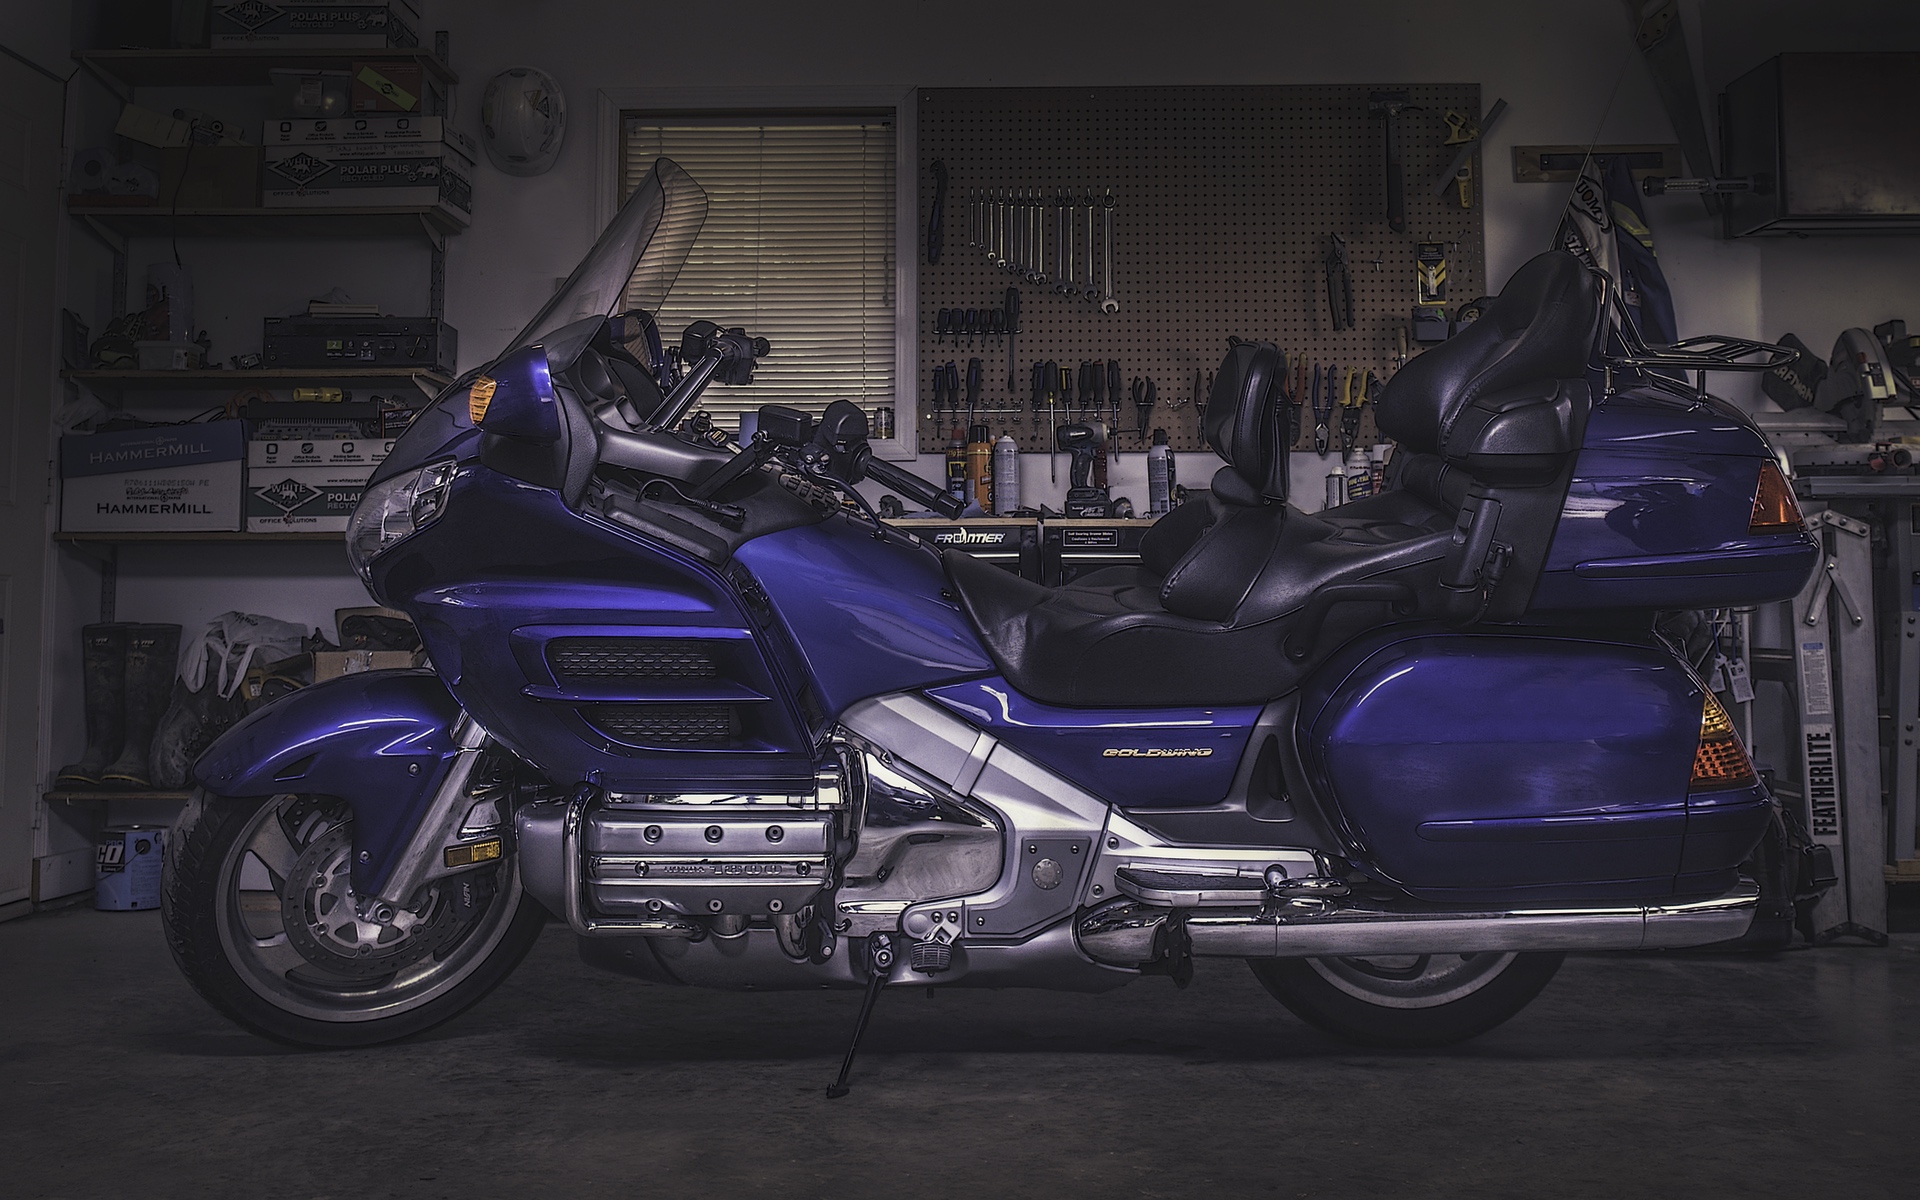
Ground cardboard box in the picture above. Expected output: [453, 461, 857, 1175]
[314, 649, 425, 681]
[245, 436, 393, 532]
[61, 421, 245, 532]
[213, 1, 422, 50]
[266, 114, 456, 147]
[351, 60, 423, 111]
[262, 135, 473, 219]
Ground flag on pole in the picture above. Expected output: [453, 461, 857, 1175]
[1556, 155, 1678, 345]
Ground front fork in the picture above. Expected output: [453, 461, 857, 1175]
[369, 713, 502, 908]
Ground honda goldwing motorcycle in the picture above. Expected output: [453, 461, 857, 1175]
[162, 159, 1824, 1083]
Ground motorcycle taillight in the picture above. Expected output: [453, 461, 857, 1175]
[1749, 459, 1803, 533]
[1692, 692, 1757, 790]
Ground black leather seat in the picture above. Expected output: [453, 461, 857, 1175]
[945, 251, 1601, 706]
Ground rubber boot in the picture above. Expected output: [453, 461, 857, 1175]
[101, 623, 182, 790]
[54, 624, 128, 789]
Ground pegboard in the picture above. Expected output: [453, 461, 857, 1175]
[916, 85, 1487, 456]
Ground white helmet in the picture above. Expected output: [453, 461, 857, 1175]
[480, 67, 565, 176]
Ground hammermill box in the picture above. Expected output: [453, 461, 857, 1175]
[60, 421, 245, 532]
[246, 437, 394, 532]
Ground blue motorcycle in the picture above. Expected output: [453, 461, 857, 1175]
[161, 159, 1824, 1079]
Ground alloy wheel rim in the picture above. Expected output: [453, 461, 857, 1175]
[213, 794, 522, 1023]
[1305, 951, 1519, 1009]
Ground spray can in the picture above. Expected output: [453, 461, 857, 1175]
[1147, 428, 1173, 516]
[1324, 461, 1346, 510]
[967, 423, 993, 513]
[992, 434, 1021, 514]
[946, 433, 969, 506]
[1344, 449, 1375, 501]
[1371, 444, 1389, 494]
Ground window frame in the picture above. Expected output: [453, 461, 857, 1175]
[595, 86, 919, 460]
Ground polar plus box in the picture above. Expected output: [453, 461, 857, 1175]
[213, 1, 422, 50]
[262, 128, 474, 220]
[60, 421, 245, 532]
[246, 436, 393, 532]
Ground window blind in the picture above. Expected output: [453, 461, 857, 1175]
[621, 118, 896, 429]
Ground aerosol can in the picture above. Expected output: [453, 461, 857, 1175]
[967, 423, 993, 513]
[1324, 460, 1346, 510]
[1147, 428, 1174, 516]
[946, 433, 968, 507]
[1344, 448, 1375, 501]
[992, 434, 1021, 514]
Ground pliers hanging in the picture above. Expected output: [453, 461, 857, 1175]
[1311, 362, 1333, 455]
[1340, 367, 1374, 453]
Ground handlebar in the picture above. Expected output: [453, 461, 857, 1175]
[864, 455, 964, 519]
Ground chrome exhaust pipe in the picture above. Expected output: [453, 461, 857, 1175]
[1077, 881, 1760, 965]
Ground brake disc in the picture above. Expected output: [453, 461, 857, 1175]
[279, 824, 466, 979]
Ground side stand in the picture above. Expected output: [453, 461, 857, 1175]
[826, 933, 895, 1099]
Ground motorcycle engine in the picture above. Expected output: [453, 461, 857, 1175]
[583, 754, 858, 926]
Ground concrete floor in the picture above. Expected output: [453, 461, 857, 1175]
[1, 908, 1915, 1200]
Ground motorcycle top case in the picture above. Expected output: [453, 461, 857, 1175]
[1532, 390, 1817, 611]
[1300, 625, 1754, 904]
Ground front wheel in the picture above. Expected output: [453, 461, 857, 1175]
[1248, 951, 1564, 1049]
[162, 790, 547, 1048]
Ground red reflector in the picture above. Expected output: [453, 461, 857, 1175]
[1749, 459, 1803, 533]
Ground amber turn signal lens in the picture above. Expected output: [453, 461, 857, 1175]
[469, 376, 497, 425]
[1749, 459, 1803, 533]
[1691, 693, 1757, 790]
[444, 838, 503, 868]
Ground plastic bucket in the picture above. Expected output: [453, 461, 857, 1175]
[96, 825, 166, 911]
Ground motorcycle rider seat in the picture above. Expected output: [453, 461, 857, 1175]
[943, 250, 1600, 706]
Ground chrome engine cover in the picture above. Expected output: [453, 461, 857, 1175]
[585, 793, 840, 919]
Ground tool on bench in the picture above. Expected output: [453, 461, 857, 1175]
[1435, 98, 1508, 207]
[1058, 422, 1110, 518]
[1326, 234, 1354, 331]
[1311, 363, 1333, 456]
[1368, 91, 1417, 234]
[1043, 360, 1060, 483]
[927, 160, 947, 264]
[1004, 287, 1021, 395]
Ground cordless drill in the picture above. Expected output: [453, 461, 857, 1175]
[1057, 422, 1110, 518]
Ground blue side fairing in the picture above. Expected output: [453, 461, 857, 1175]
[736, 518, 995, 718]
[926, 677, 1258, 810]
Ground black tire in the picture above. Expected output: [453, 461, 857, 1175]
[162, 790, 548, 1049]
[1248, 951, 1564, 1049]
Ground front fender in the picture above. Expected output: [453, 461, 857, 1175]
[194, 669, 465, 892]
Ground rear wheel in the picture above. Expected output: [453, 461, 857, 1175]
[1249, 951, 1564, 1048]
[162, 790, 547, 1048]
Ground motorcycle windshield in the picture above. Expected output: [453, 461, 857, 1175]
[498, 157, 707, 356]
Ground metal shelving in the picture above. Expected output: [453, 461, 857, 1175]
[74, 48, 457, 93]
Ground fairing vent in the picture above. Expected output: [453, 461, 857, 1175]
[587, 703, 741, 748]
[549, 638, 721, 681]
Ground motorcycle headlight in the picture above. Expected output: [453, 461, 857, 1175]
[346, 460, 457, 585]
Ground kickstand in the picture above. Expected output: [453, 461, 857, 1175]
[826, 934, 895, 1099]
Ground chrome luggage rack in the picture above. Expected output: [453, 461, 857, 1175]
[1592, 269, 1797, 399]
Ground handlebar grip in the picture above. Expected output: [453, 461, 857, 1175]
[751, 337, 771, 358]
[865, 456, 964, 519]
